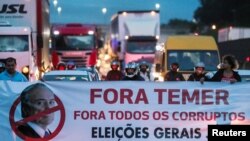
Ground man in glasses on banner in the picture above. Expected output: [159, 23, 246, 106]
[17, 83, 55, 139]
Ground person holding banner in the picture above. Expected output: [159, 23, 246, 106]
[138, 61, 152, 81]
[17, 83, 55, 139]
[164, 62, 185, 81]
[106, 60, 123, 80]
[122, 62, 144, 81]
[211, 55, 241, 83]
[188, 62, 209, 83]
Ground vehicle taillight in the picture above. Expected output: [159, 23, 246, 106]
[58, 65, 66, 70]
[246, 57, 250, 62]
[22, 66, 29, 80]
[57, 62, 66, 70]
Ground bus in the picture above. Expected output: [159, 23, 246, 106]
[154, 35, 220, 81]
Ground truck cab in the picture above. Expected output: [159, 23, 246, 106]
[111, 10, 160, 65]
[51, 23, 102, 68]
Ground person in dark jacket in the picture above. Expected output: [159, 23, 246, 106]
[106, 60, 123, 80]
[164, 62, 185, 81]
[122, 62, 144, 81]
[138, 61, 152, 81]
[188, 62, 209, 83]
[211, 55, 241, 83]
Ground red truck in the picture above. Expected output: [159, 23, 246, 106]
[51, 23, 103, 68]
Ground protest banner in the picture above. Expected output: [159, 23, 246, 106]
[0, 81, 249, 141]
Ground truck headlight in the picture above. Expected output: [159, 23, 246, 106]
[152, 72, 164, 82]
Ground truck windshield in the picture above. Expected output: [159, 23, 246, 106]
[167, 51, 220, 71]
[53, 35, 94, 51]
[0, 35, 29, 52]
[126, 41, 156, 54]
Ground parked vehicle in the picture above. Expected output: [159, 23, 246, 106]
[0, 0, 51, 81]
[51, 23, 103, 68]
[41, 70, 92, 81]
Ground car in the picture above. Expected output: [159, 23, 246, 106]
[41, 70, 92, 81]
[237, 70, 250, 82]
[76, 67, 101, 81]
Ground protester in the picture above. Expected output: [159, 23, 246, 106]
[106, 60, 123, 80]
[188, 62, 209, 83]
[0, 57, 28, 82]
[211, 55, 241, 83]
[138, 61, 152, 81]
[164, 62, 185, 81]
[122, 62, 144, 81]
[17, 83, 55, 139]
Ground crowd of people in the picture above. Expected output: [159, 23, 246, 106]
[105, 54, 242, 84]
[0, 55, 242, 84]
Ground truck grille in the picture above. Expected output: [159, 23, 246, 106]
[61, 56, 88, 67]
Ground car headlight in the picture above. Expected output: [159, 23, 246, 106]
[152, 72, 164, 82]
[22, 66, 29, 74]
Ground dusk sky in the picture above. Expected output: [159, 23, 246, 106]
[50, 0, 200, 24]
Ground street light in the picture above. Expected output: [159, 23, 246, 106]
[155, 3, 160, 10]
[102, 8, 107, 14]
[57, 6, 62, 14]
[102, 8, 107, 24]
[53, 0, 58, 7]
[211, 24, 216, 30]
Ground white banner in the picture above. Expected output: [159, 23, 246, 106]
[0, 81, 249, 141]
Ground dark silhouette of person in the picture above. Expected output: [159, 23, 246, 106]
[106, 60, 123, 80]
[164, 62, 185, 81]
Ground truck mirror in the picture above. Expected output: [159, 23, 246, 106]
[155, 63, 161, 72]
[37, 35, 43, 48]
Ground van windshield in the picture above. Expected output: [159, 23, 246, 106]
[0, 35, 29, 52]
[126, 41, 156, 54]
[53, 35, 94, 51]
[167, 51, 219, 71]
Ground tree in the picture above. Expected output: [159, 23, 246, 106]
[194, 0, 250, 28]
[168, 19, 196, 33]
